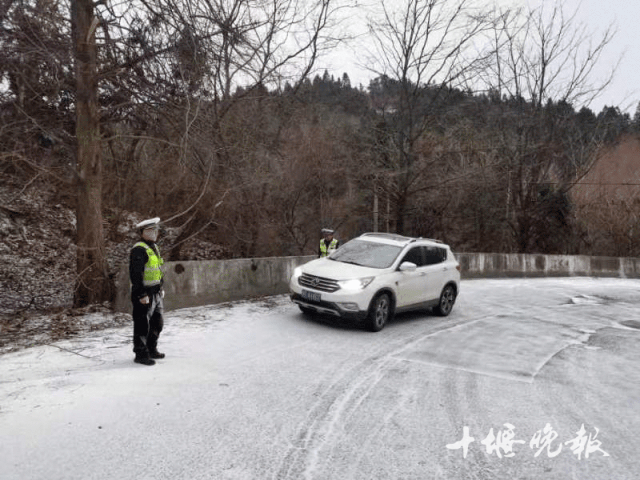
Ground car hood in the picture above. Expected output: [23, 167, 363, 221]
[300, 257, 384, 280]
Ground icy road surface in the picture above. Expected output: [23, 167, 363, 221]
[1, 278, 640, 480]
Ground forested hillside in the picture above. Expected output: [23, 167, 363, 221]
[2, 0, 640, 314]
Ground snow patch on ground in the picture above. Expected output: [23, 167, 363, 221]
[567, 294, 603, 305]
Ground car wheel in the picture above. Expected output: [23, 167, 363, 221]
[366, 293, 391, 332]
[435, 284, 456, 316]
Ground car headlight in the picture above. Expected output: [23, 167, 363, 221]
[292, 267, 303, 281]
[338, 277, 375, 291]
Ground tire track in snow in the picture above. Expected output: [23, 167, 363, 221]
[341, 364, 417, 480]
[272, 315, 481, 480]
[272, 346, 401, 479]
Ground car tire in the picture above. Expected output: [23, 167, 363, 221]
[435, 284, 456, 316]
[366, 293, 392, 332]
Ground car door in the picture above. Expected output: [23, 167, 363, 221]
[395, 246, 428, 308]
[421, 246, 449, 301]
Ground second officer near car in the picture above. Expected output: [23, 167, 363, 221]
[319, 228, 340, 257]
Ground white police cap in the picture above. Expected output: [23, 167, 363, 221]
[321, 228, 334, 234]
[136, 217, 160, 229]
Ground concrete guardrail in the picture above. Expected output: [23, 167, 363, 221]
[114, 253, 640, 313]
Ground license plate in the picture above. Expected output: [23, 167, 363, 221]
[301, 289, 321, 302]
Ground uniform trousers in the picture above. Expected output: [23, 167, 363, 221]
[131, 292, 164, 356]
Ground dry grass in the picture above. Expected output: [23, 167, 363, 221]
[0, 305, 131, 356]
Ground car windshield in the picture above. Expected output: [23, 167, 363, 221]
[329, 239, 403, 269]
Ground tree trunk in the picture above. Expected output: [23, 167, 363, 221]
[72, 0, 114, 307]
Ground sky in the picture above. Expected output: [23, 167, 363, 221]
[318, 0, 639, 115]
[549, 0, 640, 114]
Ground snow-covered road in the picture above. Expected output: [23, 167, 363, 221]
[1, 278, 640, 480]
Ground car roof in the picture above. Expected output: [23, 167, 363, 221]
[357, 232, 447, 248]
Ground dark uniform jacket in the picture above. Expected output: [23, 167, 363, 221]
[129, 241, 164, 300]
[318, 238, 340, 257]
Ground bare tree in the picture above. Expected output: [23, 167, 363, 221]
[0, 0, 74, 175]
[71, 0, 115, 307]
[361, 0, 494, 233]
[477, 1, 618, 252]
[43, 0, 343, 303]
[133, 0, 344, 258]
[485, 2, 617, 108]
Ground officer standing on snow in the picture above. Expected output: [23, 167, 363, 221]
[318, 228, 339, 258]
[129, 217, 166, 366]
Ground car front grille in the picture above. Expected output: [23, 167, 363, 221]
[298, 273, 340, 293]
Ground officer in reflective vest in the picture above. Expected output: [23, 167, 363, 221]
[319, 228, 340, 257]
[129, 217, 165, 366]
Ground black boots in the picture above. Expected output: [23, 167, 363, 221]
[134, 355, 156, 366]
[134, 349, 164, 365]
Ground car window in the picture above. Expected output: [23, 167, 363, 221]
[330, 239, 403, 269]
[400, 246, 425, 267]
[423, 246, 446, 265]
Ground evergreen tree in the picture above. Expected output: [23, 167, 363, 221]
[633, 102, 640, 131]
[341, 73, 351, 89]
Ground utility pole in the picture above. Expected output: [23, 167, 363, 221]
[373, 190, 379, 232]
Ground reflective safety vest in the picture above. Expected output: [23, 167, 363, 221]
[133, 242, 164, 287]
[319, 238, 338, 257]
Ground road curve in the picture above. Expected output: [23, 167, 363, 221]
[1, 278, 639, 480]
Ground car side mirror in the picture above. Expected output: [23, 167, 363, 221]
[399, 261, 417, 272]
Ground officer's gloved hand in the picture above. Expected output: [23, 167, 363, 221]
[140, 295, 150, 305]
[161, 290, 165, 299]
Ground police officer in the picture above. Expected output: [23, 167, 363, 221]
[129, 217, 165, 366]
[318, 228, 339, 257]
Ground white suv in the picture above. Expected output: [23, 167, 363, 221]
[289, 233, 460, 331]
